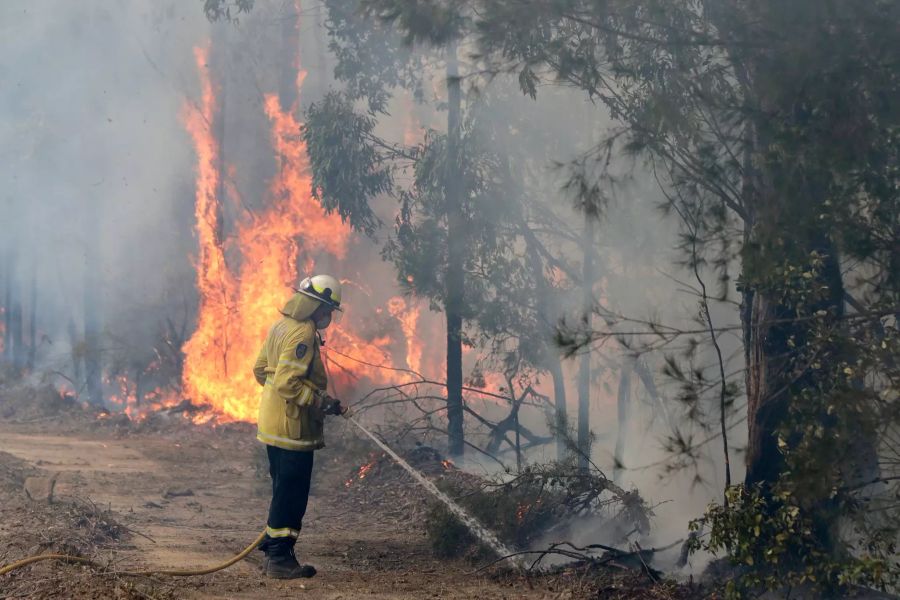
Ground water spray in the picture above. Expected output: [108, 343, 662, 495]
[1, 412, 523, 578]
[344, 413, 522, 568]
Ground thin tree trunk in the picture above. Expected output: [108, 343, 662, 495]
[514, 401, 522, 472]
[208, 24, 231, 377]
[547, 354, 568, 461]
[26, 270, 37, 370]
[3, 251, 15, 362]
[577, 218, 595, 471]
[444, 41, 464, 457]
[613, 362, 632, 484]
[67, 317, 83, 387]
[84, 202, 104, 406]
[11, 302, 24, 370]
[307, 0, 329, 101]
[279, 0, 300, 109]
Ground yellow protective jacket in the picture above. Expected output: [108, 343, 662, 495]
[253, 293, 329, 451]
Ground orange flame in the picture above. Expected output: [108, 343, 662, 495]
[387, 296, 422, 375]
[180, 42, 349, 421]
[180, 39, 430, 422]
[515, 498, 542, 524]
[345, 456, 380, 487]
[104, 373, 182, 422]
[180, 45, 250, 420]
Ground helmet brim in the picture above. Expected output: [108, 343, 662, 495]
[293, 287, 343, 312]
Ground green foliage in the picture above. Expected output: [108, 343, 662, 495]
[306, 0, 591, 390]
[425, 463, 652, 561]
[424, 476, 549, 561]
[455, 0, 900, 586]
[690, 485, 896, 598]
[361, 0, 464, 46]
[382, 123, 518, 321]
[323, 0, 429, 113]
[302, 92, 392, 235]
[425, 496, 487, 559]
[201, 0, 254, 23]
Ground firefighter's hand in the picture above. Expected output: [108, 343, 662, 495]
[318, 394, 344, 416]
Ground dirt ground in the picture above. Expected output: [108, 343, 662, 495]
[0, 385, 693, 599]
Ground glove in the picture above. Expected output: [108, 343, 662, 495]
[315, 391, 344, 416]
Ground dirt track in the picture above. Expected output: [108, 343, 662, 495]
[0, 416, 554, 599]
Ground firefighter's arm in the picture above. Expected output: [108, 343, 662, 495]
[273, 325, 318, 407]
[252, 344, 268, 386]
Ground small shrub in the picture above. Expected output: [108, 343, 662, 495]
[424, 462, 651, 562]
[689, 484, 897, 598]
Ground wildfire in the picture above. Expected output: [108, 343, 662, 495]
[515, 498, 542, 524]
[345, 455, 381, 488]
[387, 296, 422, 375]
[180, 30, 428, 423]
[104, 372, 182, 422]
[180, 45, 241, 418]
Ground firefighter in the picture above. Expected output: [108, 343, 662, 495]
[252, 274, 346, 579]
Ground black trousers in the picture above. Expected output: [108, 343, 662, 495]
[260, 445, 314, 555]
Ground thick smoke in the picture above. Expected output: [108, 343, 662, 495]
[0, 0, 745, 567]
[0, 1, 207, 390]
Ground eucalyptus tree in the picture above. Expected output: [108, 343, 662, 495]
[302, 1, 496, 458]
[454, 0, 900, 591]
[304, 1, 626, 461]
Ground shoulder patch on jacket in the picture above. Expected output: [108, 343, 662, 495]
[295, 343, 308, 359]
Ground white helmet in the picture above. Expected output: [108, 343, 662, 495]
[295, 274, 343, 311]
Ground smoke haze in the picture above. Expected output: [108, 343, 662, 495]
[0, 0, 747, 570]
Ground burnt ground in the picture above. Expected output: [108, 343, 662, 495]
[0, 383, 699, 599]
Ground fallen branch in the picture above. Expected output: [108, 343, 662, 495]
[470, 538, 682, 574]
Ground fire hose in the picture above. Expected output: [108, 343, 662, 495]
[0, 411, 349, 580]
[0, 412, 517, 579]
[0, 410, 358, 579]
[0, 529, 266, 578]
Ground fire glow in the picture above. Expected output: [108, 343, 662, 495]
[179, 39, 430, 423]
[345, 456, 381, 488]
[515, 498, 542, 524]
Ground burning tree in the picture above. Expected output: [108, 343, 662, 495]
[179, 2, 447, 425]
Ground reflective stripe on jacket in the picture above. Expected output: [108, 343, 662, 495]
[254, 293, 328, 451]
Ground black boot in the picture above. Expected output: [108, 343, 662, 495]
[263, 548, 316, 579]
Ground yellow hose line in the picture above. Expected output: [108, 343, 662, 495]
[0, 529, 266, 578]
[0, 554, 100, 576]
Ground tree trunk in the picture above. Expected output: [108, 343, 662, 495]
[519, 216, 569, 462]
[577, 218, 595, 471]
[11, 302, 24, 371]
[83, 201, 104, 407]
[3, 251, 15, 363]
[744, 239, 845, 488]
[206, 24, 231, 376]
[279, 0, 300, 109]
[444, 41, 464, 457]
[306, 0, 330, 101]
[67, 317, 83, 387]
[613, 362, 632, 484]
[211, 55, 227, 263]
[26, 270, 37, 370]
[513, 400, 522, 472]
[547, 354, 568, 461]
